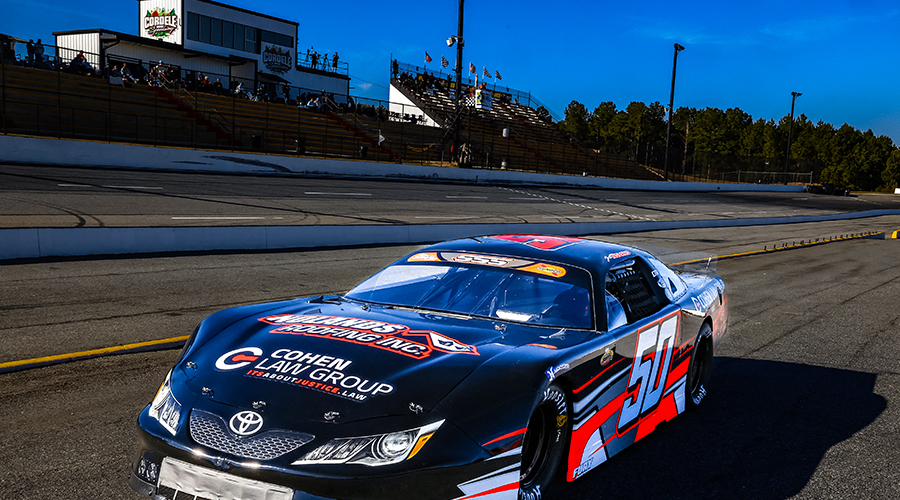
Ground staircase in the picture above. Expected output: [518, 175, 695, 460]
[325, 110, 399, 160]
[153, 88, 239, 147]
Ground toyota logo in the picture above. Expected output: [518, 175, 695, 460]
[229, 411, 264, 436]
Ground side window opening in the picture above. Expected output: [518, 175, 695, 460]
[647, 256, 687, 301]
[605, 259, 665, 327]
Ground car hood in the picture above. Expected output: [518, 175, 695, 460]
[179, 298, 534, 424]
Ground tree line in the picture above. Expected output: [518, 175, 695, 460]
[558, 100, 900, 191]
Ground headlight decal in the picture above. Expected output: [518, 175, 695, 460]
[406, 431, 436, 461]
[292, 420, 444, 467]
[148, 369, 182, 436]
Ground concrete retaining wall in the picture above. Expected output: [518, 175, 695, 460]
[3, 210, 899, 261]
[0, 135, 805, 192]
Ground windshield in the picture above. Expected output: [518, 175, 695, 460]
[346, 263, 593, 329]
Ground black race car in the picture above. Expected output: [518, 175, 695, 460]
[130, 234, 728, 500]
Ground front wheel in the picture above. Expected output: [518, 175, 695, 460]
[518, 384, 569, 500]
[686, 323, 714, 409]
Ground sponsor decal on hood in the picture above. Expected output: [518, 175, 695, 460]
[216, 347, 394, 403]
[258, 314, 479, 360]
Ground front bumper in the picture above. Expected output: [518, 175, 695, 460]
[130, 418, 521, 500]
[129, 458, 335, 500]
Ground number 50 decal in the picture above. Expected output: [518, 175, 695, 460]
[618, 314, 678, 431]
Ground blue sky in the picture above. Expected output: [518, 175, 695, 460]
[4, 0, 899, 143]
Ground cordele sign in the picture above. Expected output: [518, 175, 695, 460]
[263, 45, 292, 74]
[144, 7, 179, 38]
[139, 0, 182, 41]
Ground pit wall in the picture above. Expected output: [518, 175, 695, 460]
[0, 135, 805, 193]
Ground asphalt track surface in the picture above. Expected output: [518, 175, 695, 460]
[3, 164, 900, 228]
[2, 215, 900, 500]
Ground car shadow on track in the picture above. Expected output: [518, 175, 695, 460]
[552, 357, 886, 500]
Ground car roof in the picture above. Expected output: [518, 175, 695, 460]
[417, 234, 650, 274]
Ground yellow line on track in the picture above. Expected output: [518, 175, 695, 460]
[0, 335, 190, 372]
[672, 232, 884, 266]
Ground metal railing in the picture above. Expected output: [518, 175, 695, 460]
[394, 61, 560, 121]
[296, 50, 349, 75]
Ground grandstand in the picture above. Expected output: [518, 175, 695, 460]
[387, 61, 660, 179]
[0, 51, 661, 181]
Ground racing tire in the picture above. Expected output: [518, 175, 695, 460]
[518, 384, 569, 500]
[686, 323, 714, 410]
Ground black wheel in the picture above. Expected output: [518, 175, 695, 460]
[686, 323, 714, 410]
[518, 384, 569, 500]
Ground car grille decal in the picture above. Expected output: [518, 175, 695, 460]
[189, 409, 314, 461]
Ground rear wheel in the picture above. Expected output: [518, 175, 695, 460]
[519, 384, 569, 500]
[687, 323, 714, 409]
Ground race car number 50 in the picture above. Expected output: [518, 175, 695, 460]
[618, 314, 678, 430]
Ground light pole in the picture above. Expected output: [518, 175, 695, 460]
[447, 0, 465, 163]
[664, 43, 685, 182]
[784, 91, 802, 184]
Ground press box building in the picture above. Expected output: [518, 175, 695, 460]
[54, 0, 349, 98]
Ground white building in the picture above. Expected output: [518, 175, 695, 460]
[54, 0, 348, 99]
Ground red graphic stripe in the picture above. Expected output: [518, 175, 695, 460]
[456, 481, 520, 500]
[573, 358, 626, 394]
[567, 392, 626, 478]
[665, 360, 689, 391]
[636, 391, 679, 441]
[482, 428, 526, 447]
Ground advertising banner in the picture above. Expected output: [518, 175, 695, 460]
[140, 0, 183, 45]
[263, 45, 292, 74]
[475, 89, 492, 111]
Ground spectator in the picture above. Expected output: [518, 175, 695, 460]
[306, 97, 317, 111]
[164, 65, 178, 87]
[234, 81, 247, 98]
[214, 78, 224, 95]
[0, 37, 14, 65]
[110, 65, 124, 86]
[332, 52, 339, 72]
[26, 39, 34, 65]
[253, 84, 266, 101]
[34, 39, 44, 64]
[392, 59, 399, 78]
[310, 51, 318, 69]
[322, 53, 328, 70]
[121, 62, 136, 83]
[148, 63, 163, 87]
[70, 52, 95, 75]
[282, 82, 290, 100]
